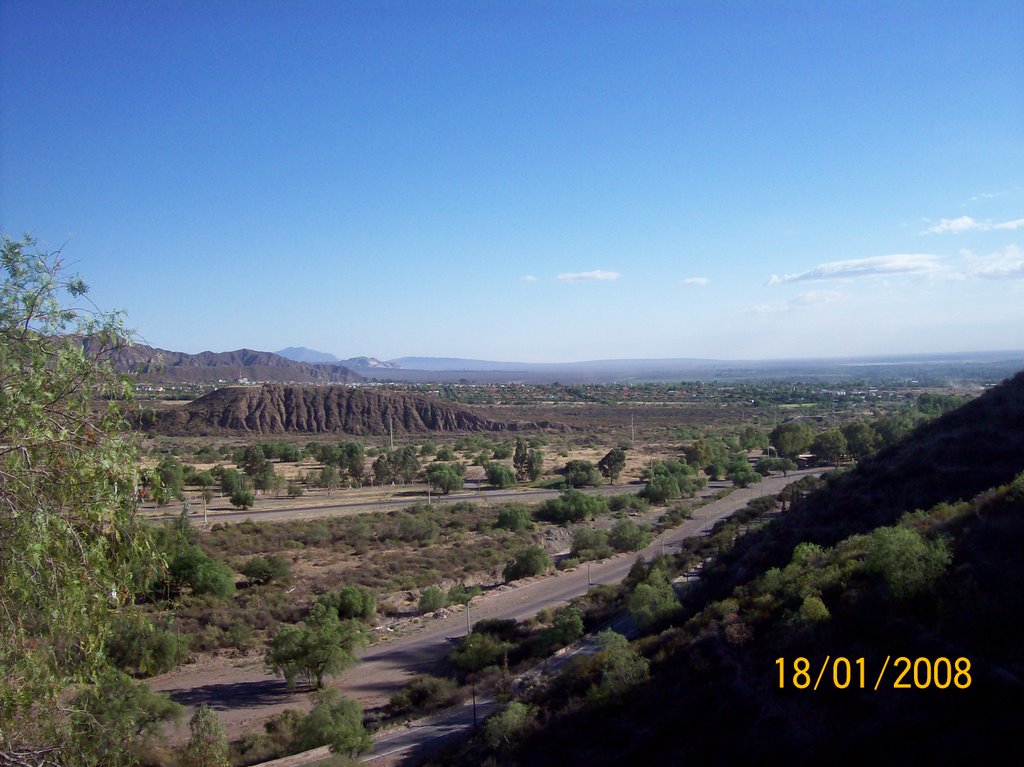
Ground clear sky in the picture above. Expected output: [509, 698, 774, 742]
[2, 0, 1022, 362]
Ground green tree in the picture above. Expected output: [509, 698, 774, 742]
[449, 631, 512, 673]
[770, 421, 814, 459]
[484, 461, 516, 489]
[811, 429, 848, 466]
[503, 545, 551, 582]
[230, 488, 255, 509]
[319, 585, 377, 622]
[318, 463, 339, 494]
[525, 448, 544, 481]
[495, 504, 533, 531]
[540, 606, 584, 650]
[841, 421, 878, 460]
[241, 554, 292, 585]
[1, 237, 168, 762]
[535, 489, 610, 524]
[588, 630, 650, 703]
[513, 437, 530, 479]
[864, 526, 950, 600]
[71, 669, 183, 763]
[156, 457, 186, 500]
[597, 447, 627, 485]
[265, 603, 367, 689]
[183, 704, 231, 767]
[425, 462, 464, 494]
[485, 701, 534, 750]
[295, 689, 372, 757]
[561, 459, 602, 487]
[570, 527, 613, 561]
[608, 519, 651, 552]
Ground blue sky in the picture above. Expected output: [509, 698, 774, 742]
[2, 0, 1022, 362]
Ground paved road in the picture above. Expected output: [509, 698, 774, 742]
[165, 480, 648, 524]
[152, 471, 818, 743]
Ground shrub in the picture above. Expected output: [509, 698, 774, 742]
[608, 519, 651, 552]
[241, 555, 292, 585]
[484, 462, 516, 489]
[570, 528, 613, 561]
[535, 490, 609, 525]
[561, 460, 601, 487]
[319, 585, 377, 622]
[863, 526, 950, 600]
[419, 586, 449, 614]
[503, 545, 551, 582]
[495, 505, 533, 531]
[389, 675, 461, 716]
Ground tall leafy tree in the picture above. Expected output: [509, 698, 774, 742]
[1, 236, 170, 763]
[597, 447, 627, 485]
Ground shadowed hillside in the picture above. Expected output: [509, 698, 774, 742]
[701, 369, 1024, 593]
[153, 384, 556, 435]
[431, 369, 1024, 766]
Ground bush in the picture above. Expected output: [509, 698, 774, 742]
[241, 555, 292, 585]
[395, 513, 440, 545]
[295, 690, 371, 757]
[170, 547, 236, 598]
[540, 606, 584, 650]
[492, 442, 514, 460]
[107, 617, 190, 676]
[570, 528, 613, 561]
[503, 545, 551, 582]
[419, 586, 449, 614]
[485, 701, 533, 749]
[230, 489, 255, 509]
[561, 460, 602, 488]
[448, 584, 482, 605]
[449, 631, 512, 673]
[319, 585, 377, 622]
[863, 526, 950, 600]
[389, 675, 461, 717]
[484, 462, 516, 489]
[495, 505, 533, 531]
[608, 519, 651, 552]
[425, 462, 465, 494]
[535, 490, 609, 525]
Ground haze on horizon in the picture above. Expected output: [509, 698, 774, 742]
[1, 1, 1022, 363]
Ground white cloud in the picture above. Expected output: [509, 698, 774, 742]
[555, 269, 620, 282]
[961, 244, 1024, 280]
[767, 254, 944, 285]
[924, 216, 1024, 234]
[522, 274, 538, 282]
[746, 289, 842, 315]
[679, 277, 710, 286]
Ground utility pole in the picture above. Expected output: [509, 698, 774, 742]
[389, 416, 394, 452]
[630, 413, 635, 444]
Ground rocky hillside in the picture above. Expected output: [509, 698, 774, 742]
[83, 338, 363, 384]
[153, 384, 548, 435]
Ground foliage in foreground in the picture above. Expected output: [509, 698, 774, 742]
[1, 236, 175, 763]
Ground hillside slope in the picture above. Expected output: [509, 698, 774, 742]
[435, 369, 1024, 765]
[153, 384, 550, 435]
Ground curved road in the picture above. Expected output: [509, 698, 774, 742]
[151, 470, 817, 741]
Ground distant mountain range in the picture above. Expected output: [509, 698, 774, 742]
[86, 340, 363, 384]
[94, 338, 1024, 386]
[276, 347, 397, 369]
